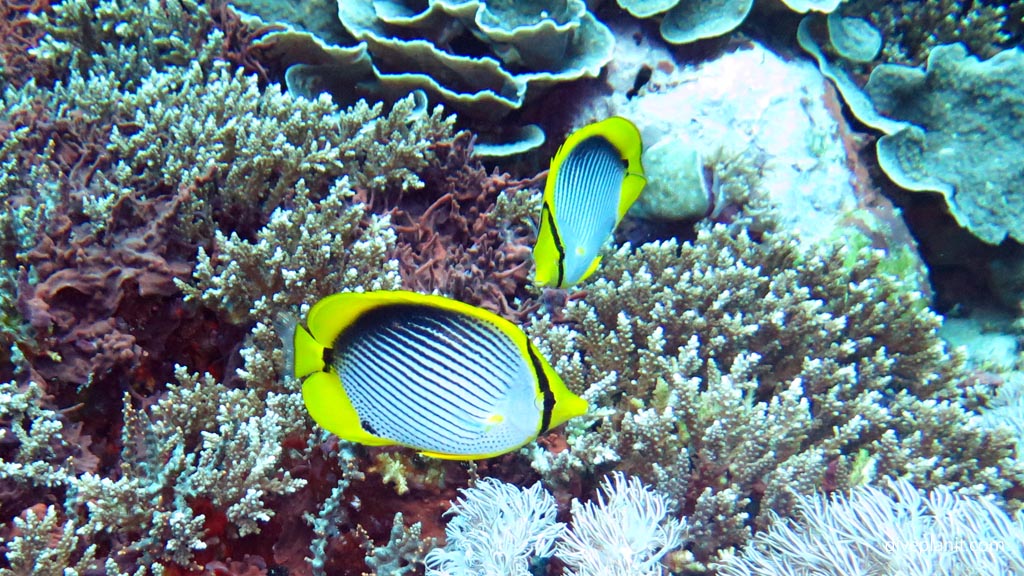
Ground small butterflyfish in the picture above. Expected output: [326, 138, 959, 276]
[292, 290, 588, 460]
[533, 116, 646, 288]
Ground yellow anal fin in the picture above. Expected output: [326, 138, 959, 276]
[575, 255, 604, 286]
[418, 442, 529, 461]
[301, 370, 391, 446]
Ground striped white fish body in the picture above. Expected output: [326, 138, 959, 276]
[335, 305, 542, 457]
[553, 136, 626, 287]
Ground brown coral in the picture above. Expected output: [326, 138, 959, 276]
[375, 133, 540, 321]
[0, 0, 56, 89]
[16, 187, 238, 405]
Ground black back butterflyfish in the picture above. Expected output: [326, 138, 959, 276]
[293, 290, 588, 460]
[533, 116, 646, 288]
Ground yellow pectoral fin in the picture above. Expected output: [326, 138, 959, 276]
[301, 371, 391, 446]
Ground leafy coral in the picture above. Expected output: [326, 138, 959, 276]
[238, 0, 614, 124]
[616, 0, 840, 45]
[865, 43, 1024, 246]
[528, 222, 1024, 566]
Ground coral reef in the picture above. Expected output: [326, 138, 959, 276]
[528, 222, 1024, 567]
[383, 134, 542, 320]
[841, 0, 1024, 66]
[557, 472, 684, 576]
[2, 0, 1023, 573]
[799, 16, 1024, 247]
[0, 0, 477, 573]
[425, 473, 682, 576]
[581, 37, 884, 248]
[424, 478, 564, 576]
[236, 0, 614, 130]
[615, 0, 841, 45]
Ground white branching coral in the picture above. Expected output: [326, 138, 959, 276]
[101, 60, 453, 232]
[180, 177, 401, 325]
[0, 378, 72, 488]
[0, 506, 98, 576]
[74, 367, 307, 567]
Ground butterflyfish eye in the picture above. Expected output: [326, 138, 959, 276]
[292, 290, 588, 460]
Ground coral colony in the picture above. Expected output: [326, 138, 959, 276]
[2, 0, 1024, 575]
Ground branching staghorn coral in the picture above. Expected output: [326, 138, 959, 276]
[5, 0, 453, 392]
[0, 506, 96, 576]
[181, 177, 401, 326]
[2, 0, 461, 573]
[528, 222, 1024, 567]
[74, 367, 307, 568]
[102, 60, 454, 239]
[0, 376, 75, 490]
[29, 0, 217, 80]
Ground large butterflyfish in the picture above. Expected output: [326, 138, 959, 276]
[292, 290, 588, 459]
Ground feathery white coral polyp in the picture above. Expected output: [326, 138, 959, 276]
[424, 479, 564, 576]
[557, 472, 684, 576]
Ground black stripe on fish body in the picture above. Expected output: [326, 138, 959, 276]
[397, 316, 511, 400]
[551, 135, 626, 285]
[528, 344, 555, 434]
[343, 331, 483, 435]
[543, 201, 566, 288]
[385, 317, 511, 410]
[348, 333, 481, 436]
[321, 347, 334, 372]
[344, 348, 477, 447]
